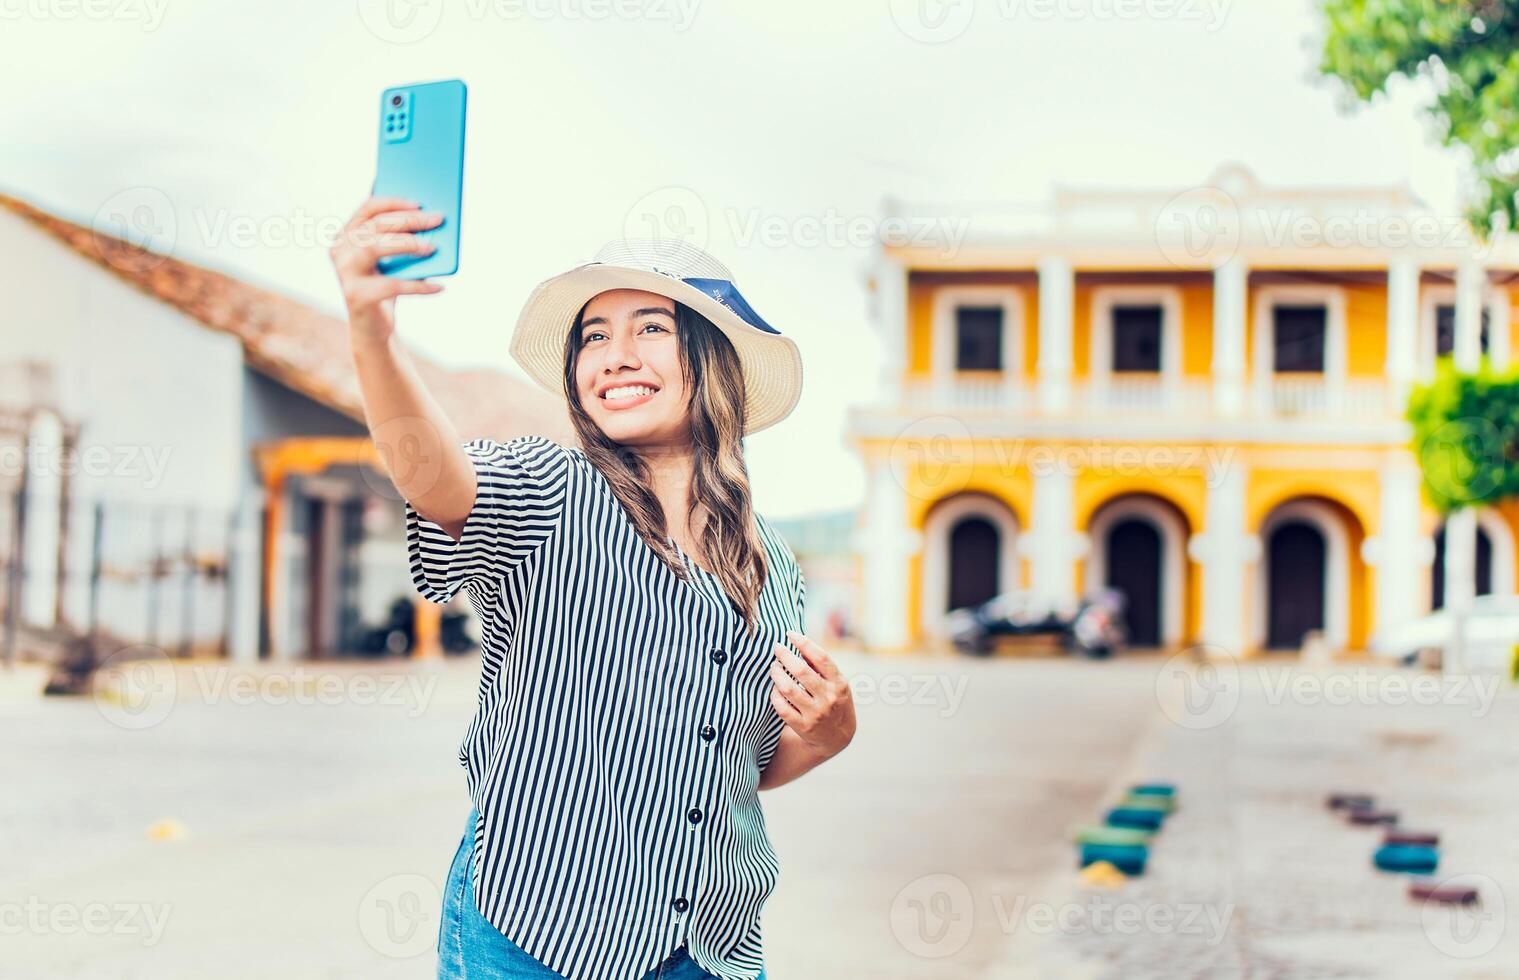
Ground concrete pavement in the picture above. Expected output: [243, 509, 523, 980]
[1, 650, 1163, 979]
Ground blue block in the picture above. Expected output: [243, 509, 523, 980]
[1374, 844, 1439, 874]
[1079, 842, 1148, 875]
[1107, 807, 1165, 831]
[1130, 784, 1177, 798]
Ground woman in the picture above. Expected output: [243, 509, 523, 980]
[329, 198, 857, 980]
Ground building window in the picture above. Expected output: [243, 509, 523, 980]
[955, 305, 1003, 371]
[1273, 304, 1326, 373]
[1434, 304, 1490, 357]
[1111, 305, 1163, 373]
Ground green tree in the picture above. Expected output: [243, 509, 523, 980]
[1319, 0, 1519, 236]
[1407, 359, 1519, 513]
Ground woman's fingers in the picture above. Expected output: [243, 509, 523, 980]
[365, 209, 445, 234]
[344, 196, 420, 231]
[769, 660, 814, 704]
[772, 644, 822, 699]
[334, 232, 437, 276]
[343, 275, 444, 308]
[787, 629, 840, 681]
[769, 687, 803, 725]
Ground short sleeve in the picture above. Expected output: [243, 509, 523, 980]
[757, 541, 806, 775]
[793, 562, 806, 632]
[404, 435, 573, 604]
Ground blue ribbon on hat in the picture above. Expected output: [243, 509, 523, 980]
[682, 277, 782, 335]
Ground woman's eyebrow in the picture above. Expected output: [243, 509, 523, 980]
[581, 307, 677, 330]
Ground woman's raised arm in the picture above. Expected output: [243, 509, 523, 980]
[329, 196, 476, 541]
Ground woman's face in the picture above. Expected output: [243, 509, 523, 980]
[574, 288, 689, 447]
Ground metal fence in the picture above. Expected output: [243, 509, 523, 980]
[0, 490, 246, 668]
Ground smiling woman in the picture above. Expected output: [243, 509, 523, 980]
[329, 219, 853, 980]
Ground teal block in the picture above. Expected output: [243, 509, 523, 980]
[1107, 807, 1165, 831]
[1374, 844, 1439, 874]
[1079, 842, 1148, 875]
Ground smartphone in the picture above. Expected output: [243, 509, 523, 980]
[373, 78, 467, 278]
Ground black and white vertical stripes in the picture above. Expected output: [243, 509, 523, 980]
[405, 435, 804, 980]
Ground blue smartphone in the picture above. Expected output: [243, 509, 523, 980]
[373, 78, 467, 278]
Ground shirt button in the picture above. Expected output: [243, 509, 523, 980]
[699, 724, 716, 742]
[672, 897, 689, 913]
[687, 807, 703, 825]
[710, 648, 727, 665]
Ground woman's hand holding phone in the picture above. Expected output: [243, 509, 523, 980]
[328, 196, 447, 345]
[329, 196, 477, 542]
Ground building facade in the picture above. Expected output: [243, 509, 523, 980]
[848, 166, 1519, 657]
[0, 191, 573, 664]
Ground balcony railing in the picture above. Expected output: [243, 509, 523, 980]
[889, 375, 1401, 423]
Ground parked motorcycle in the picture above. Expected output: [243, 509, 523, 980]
[353, 597, 477, 657]
[945, 588, 1127, 658]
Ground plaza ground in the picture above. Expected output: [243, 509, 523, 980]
[3, 648, 1516, 978]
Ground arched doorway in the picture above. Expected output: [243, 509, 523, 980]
[1266, 521, 1326, 649]
[1431, 523, 1495, 610]
[1085, 494, 1189, 648]
[1105, 519, 1163, 646]
[921, 493, 1021, 640]
[948, 517, 1000, 613]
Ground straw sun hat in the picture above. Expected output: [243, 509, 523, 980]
[508, 239, 803, 434]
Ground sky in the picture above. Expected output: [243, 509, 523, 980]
[0, 0, 1474, 518]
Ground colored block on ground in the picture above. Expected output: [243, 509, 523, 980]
[1326, 792, 1374, 810]
[1118, 794, 1175, 813]
[1079, 842, 1148, 876]
[1071, 824, 1153, 847]
[1130, 784, 1176, 798]
[1409, 879, 1480, 905]
[1106, 807, 1165, 831]
[1078, 859, 1129, 888]
[1347, 809, 1399, 826]
[1374, 845, 1439, 874]
[1384, 829, 1440, 847]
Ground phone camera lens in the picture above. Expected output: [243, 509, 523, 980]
[390, 94, 404, 107]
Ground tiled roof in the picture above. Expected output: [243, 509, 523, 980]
[0, 191, 576, 445]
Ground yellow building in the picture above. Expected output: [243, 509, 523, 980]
[847, 166, 1519, 657]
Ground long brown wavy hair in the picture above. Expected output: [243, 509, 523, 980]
[561, 296, 769, 638]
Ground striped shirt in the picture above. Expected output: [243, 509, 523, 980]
[404, 434, 804, 980]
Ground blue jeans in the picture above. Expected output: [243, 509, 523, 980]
[436, 808, 762, 979]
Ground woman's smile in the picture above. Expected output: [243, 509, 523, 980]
[600, 383, 660, 410]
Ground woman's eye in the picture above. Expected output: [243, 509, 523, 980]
[641, 323, 668, 334]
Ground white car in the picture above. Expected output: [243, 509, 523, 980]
[1381, 594, 1519, 674]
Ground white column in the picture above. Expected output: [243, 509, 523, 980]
[226, 491, 264, 663]
[1454, 255, 1485, 371]
[1385, 258, 1420, 403]
[21, 411, 63, 628]
[1020, 466, 1084, 610]
[1037, 256, 1073, 415]
[1212, 258, 1247, 416]
[855, 456, 919, 652]
[869, 252, 909, 404]
[1488, 287, 1511, 370]
[1189, 457, 1253, 655]
[1441, 255, 1487, 672]
[1365, 456, 1423, 654]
